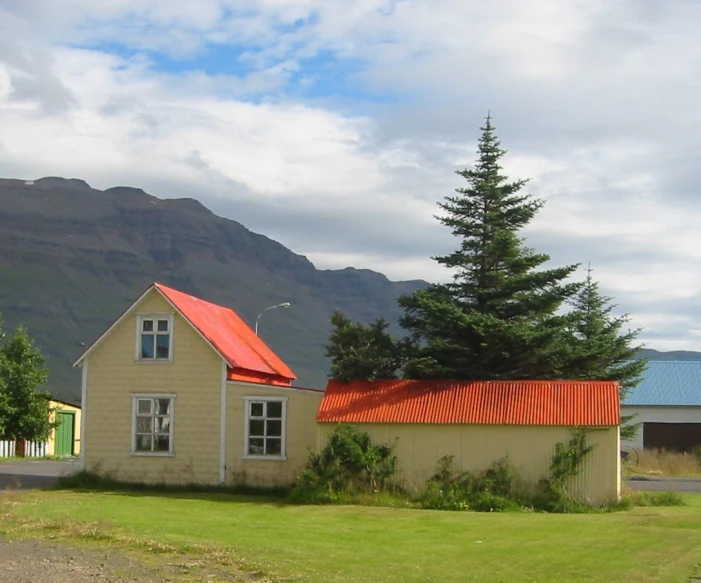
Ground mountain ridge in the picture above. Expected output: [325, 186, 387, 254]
[0, 177, 426, 403]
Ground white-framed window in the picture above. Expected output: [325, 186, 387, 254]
[137, 315, 173, 361]
[131, 394, 175, 455]
[243, 397, 287, 460]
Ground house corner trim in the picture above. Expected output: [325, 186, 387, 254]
[219, 361, 227, 485]
[79, 359, 88, 471]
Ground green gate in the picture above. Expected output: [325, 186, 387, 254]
[55, 411, 75, 457]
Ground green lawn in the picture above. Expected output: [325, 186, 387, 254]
[2, 490, 701, 583]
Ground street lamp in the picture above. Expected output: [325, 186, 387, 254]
[255, 302, 291, 335]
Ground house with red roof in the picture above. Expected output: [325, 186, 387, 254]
[74, 282, 323, 487]
[318, 379, 621, 504]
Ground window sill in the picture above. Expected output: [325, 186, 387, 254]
[243, 455, 287, 462]
[129, 452, 175, 457]
[134, 359, 174, 364]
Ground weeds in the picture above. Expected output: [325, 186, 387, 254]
[619, 489, 686, 508]
[626, 449, 701, 477]
[417, 456, 522, 512]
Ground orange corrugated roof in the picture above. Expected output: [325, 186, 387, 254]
[317, 379, 620, 426]
[155, 283, 295, 386]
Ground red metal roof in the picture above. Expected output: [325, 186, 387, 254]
[317, 379, 620, 426]
[155, 283, 295, 386]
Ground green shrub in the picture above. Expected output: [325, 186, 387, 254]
[291, 424, 398, 503]
[418, 456, 520, 512]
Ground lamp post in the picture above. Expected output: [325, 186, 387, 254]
[255, 302, 291, 335]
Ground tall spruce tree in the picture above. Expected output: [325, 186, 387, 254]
[399, 115, 581, 379]
[562, 266, 647, 398]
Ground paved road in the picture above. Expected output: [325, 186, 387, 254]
[0, 460, 80, 491]
[627, 476, 701, 493]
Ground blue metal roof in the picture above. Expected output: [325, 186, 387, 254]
[623, 361, 701, 406]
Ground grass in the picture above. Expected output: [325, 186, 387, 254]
[626, 448, 701, 477]
[1, 488, 701, 583]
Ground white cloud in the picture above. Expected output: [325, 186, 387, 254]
[1, 0, 701, 352]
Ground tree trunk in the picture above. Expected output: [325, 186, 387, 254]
[15, 438, 26, 458]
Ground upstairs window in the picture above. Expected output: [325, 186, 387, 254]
[244, 397, 287, 459]
[138, 316, 173, 361]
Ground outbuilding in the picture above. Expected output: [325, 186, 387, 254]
[622, 360, 701, 452]
[317, 379, 621, 505]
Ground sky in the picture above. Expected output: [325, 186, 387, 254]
[1, 0, 700, 352]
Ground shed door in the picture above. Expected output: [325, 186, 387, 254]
[55, 411, 75, 456]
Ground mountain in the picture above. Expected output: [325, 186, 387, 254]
[0, 177, 427, 403]
[637, 348, 701, 361]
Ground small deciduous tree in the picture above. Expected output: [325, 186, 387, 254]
[0, 321, 54, 457]
[325, 311, 410, 381]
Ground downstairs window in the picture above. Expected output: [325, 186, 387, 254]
[244, 397, 287, 459]
[132, 395, 175, 455]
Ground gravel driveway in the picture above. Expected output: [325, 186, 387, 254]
[0, 540, 246, 582]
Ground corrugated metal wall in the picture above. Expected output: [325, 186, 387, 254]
[318, 423, 620, 505]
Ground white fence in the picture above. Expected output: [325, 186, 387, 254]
[0, 440, 48, 458]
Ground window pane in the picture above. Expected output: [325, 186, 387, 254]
[157, 319, 169, 332]
[250, 402, 264, 417]
[136, 416, 152, 433]
[136, 435, 152, 451]
[266, 401, 283, 418]
[248, 438, 264, 455]
[249, 419, 265, 437]
[141, 335, 154, 359]
[154, 416, 170, 434]
[154, 435, 170, 452]
[156, 399, 171, 415]
[142, 319, 154, 332]
[266, 420, 282, 437]
[137, 399, 152, 414]
[155, 334, 170, 359]
[266, 438, 282, 455]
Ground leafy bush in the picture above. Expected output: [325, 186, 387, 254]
[291, 424, 398, 503]
[418, 456, 520, 512]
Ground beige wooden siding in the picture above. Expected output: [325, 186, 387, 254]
[47, 401, 82, 456]
[84, 291, 223, 485]
[318, 423, 620, 505]
[226, 382, 323, 487]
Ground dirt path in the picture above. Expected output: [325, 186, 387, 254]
[0, 539, 251, 582]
